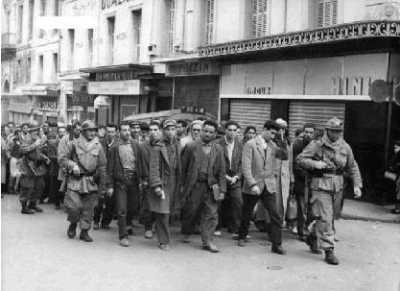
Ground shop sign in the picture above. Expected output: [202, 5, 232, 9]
[69, 93, 94, 107]
[95, 70, 139, 81]
[102, 0, 133, 10]
[166, 61, 220, 77]
[88, 80, 141, 95]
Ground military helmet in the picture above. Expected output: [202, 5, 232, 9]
[325, 117, 343, 131]
[81, 120, 98, 131]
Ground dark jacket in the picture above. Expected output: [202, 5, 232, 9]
[217, 136, 243, 188]
[181, 140, 227, 201]
[149, 139, 181, 214]
[107, 139, 142, 186]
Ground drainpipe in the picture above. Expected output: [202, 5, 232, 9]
[283, 0, 288, 33]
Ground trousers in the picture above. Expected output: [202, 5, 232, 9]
[309, 190, 336, 250]
[19, 175, 44, 203]
[154, 212, 170, 245]
[64, 190, 97, 230]
[181, 181, 218, 245]
[115, 176, 139, 239]
[238, 190, 283, 246]
[93, 194, 115, 226]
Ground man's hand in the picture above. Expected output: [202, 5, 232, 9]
[251, 185, 261, 195]
[218, 193, 225, 201]
[72, 164, 80, 176]
[354, 187, 362, 199]
[155, 187, 166, 200]
[314, 161, 328, 170]
[231, 176, 239, 185]
[106, 188, 114, 197]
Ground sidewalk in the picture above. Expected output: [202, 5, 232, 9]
[341, 199, 400, 223]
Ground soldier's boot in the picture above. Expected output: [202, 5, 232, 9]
[67, 223, 77, 239]
[325, 249, 339, 265]
[79, 229, 93, 242]
[29, 201, 43, 213]
[21, 201, 35, 214]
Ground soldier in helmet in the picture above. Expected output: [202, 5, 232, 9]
[10, 121, 49, 214]
[58, 120, 107, 242]
[296, 117, 362, 265]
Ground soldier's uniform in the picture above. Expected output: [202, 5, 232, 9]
[58, 120, 107, 242]
[12, 123, 48, 214]
[296, 117, 362, 265]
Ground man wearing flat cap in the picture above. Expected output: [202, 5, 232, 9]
[58, 120, 107, 243]
[148, 119, 181, 250]
[130, 120, 144, 144]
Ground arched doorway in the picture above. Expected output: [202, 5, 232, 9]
[3, 80, 10, 93]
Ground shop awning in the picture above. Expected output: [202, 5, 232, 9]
[198, 20, 400, 63]
[80, 63, 153, 74]
[21, 84, 60, 96]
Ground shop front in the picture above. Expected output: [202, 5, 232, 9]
[219, 53, 400, 201]
[82, 64, 172, 125]
[165, 60, 220, 119]
[8, 95, 34, 125]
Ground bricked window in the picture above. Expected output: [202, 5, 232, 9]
[168, 0, 176, 52]
[251, 0, 269, 37]
[27, 57, 31, 83]
[316, 0, 337, 27]
[205, 0, 216, 45]
[132, 10, 141, 61]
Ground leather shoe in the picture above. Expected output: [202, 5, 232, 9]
[67, 223, 77, 239]
[271, 245, 286, 255]
[21, 201, 35, 214]
[159, 244, 170, 251]
[144, 230, 153, 239]
[325, 249, 339, 265]
[119, 237, 130, 247]
[93, 222, 100, 230]
[237, 239, 246, 247]
[181, 235, 191, 243]
[79, 230, 93, 242]
[202, 243, 220, 253]
[29, 202, 43, 213]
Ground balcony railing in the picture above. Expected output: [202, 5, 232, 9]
[199, 20, 400, 58]
[1, 33, 16, 48]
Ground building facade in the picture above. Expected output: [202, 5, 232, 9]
[1, 0, 62, 124]
[151, 0, 400, 201]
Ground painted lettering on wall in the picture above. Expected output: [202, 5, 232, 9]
[102, 0, 132, 10]
[332, 76, 373, 95]
[166, 61, 220, 77]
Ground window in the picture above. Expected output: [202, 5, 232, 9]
[17, 5, 23, 43]
[28, 0, 34, 40]
[38, 55, 44, 83]
[54, 0, 59, 16]
[68, 29, 75, 70]
[39, 0, 46, 38]
[107, 17, 115, 64]
[168, 0, 175, 52]
[53, 53, 58, 77]
[27, 57, 31, 83]
[205, 0, 215, 45]
[251, 0, 269, 38]
[132, 11, 141, 61]
[315, 0, 337, 28]
[88, 29, 94, 66]
[17, 59, 22, 83]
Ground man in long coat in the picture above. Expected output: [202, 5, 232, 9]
[180, 120, 226, 253]
[148, 120, 181, 250]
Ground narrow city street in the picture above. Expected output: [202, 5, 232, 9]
[2, 195, 399, 291]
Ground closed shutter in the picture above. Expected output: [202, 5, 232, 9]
[251, 0, 269, 37]
[288, 101, 345, 138]
[168, 0, 176, 52]
[205, 0, 215, 45]
[316, 0, 337, 28]
[230, 99, 271, 132]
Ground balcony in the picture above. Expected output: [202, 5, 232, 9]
[198, 20, 400, 62]
[1, 33, 17, 59]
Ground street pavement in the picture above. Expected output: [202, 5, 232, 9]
[2, 194, 400, 291]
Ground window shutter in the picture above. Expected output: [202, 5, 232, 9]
[251, 0, 268, 38]
[316, 0, 338, 28]
[206, 0, 215, 45]
[168, 0, 175, 52]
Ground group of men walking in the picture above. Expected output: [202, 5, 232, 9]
[2, 115, 363, 265]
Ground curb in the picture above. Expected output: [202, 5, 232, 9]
[341, 214, 400, 224]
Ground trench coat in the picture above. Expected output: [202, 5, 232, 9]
[149, 139, 181, 214]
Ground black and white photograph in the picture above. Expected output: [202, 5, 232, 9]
[1, 0, 400, 290]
